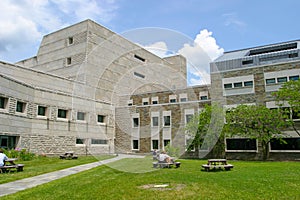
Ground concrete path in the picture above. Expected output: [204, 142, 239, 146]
[0, 154, 145, 197]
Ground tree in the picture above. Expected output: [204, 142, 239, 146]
[274, 79, 300, 136]
[224, 105, 288, 160]
[185, 104, 225, 158]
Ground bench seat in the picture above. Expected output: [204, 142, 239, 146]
[153, 162, 181, 168]
[202, 164, 234, 171]
[0, 164, 25, 173]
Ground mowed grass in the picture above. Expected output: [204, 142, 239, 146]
[0, 155, 113, 184]
[1, 156, 300, 200]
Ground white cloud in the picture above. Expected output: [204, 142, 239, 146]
[178, 29, 224, 85]
[0, 0, 118, 62]
[143, 41, 172, 58]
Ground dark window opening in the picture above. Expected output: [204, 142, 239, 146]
[164, 116, 171, 126]
[244, 81, 253, 87]
[66, 57, 72, 65]
[226, 138, 257, 150]
[242, 60, 253, 65]
[76, 138, 84, 144]
[143, 102, 149, 105]
[0, 97, 8, 109]
[68, 37, 74, 45]
[77, 112, 85, 120]
[91, 139, 108, 144]
[200, 96, 208, 100]
[249, 43, 297, 56]
[97, 115, 105, 123]
[152, 100, 158, 104]
[58, 109, 67, 118]
[152, 140, 159, 150]
[0, 135, 17, 150]
[152, 117, 159, 126]
[133, 118, 139, 127]
[134, 72, 145, 79]
[186, 114, 193, 124]
[271, 138, 300, 150]
[234, 82, 243, 88]
[134, 54, 146, 62]
[132, 140, 139, 149]
[266, 78, 276, 85]
[38, 106, 46, 116]
[289, 53, 298, 58]
[289, 75, 299, 81]
[16, 101, 25, 113]
[164, 139, 170, 147]
[277, 77, 287, 83]
[224, 83, 232, 89]
[170, 99, 176, 103]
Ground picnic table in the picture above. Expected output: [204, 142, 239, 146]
[0, 158, 25, 173]
[202, 159, 233, 171]
[59, 151, 78, 159]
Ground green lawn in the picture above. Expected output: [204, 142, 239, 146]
[1, 157, 300, 200]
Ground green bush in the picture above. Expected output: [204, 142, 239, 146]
[4, 148, 36, 161]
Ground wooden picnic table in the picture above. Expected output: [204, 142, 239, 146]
[202, 159, 233, 171]
[59, 151, 78, 159]
[0, 158, 25, 173]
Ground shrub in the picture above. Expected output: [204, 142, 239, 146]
[4, 148, 36, 161]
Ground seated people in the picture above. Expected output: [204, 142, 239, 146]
[158, 151, 174, 164]
[0, 149, 8, 167]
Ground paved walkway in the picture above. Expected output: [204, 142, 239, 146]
[0, 154, 145, 197]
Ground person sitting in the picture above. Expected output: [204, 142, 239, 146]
[158, 151, 174, 164]
[0, 149, 8, 167]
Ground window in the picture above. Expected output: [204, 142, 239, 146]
[68, 37, 74, 45]
[180, 97, 187, 102]
[76, 138, 85, 144]
[134, 54, 146, 62]
[233, 82, 243, 88]
[163, 116, 171, 126]
[91, 139, 108, 145]
[226, 138, 257, 151]
[200, 96, 208, 100]
[152, 116, 159, 127]
[133, 118, 139, 127]
[169, 95, 177, 103]
[37, 106, 47, 116]
[77, 112, 85, 121]
[57, 109, 67, 118]
[142, 98, 149, 105]
[224, 83, 232, 89]
[134, 72, 145, 79]
[244, 81, 253, 87]
[66, 57, 72, 65]
[242, 60, 253, 65]
[170, 99, 176, 103]
[289, 75, 299, 81]
[152, 97, 158, 104]
[0, 97, 8, 109]
[97, 115, 105, 123]
[132, 140, 139, 149]
[152, 140, 159, 150]
[16, 101, 26, 113]
[270, 138, 300, 151]
[277, 77, 287, 83]
[186, 114, 193, 124]
[152, 100, 158, 104]
[128, 100, 133, 106]
[266, 78, 276, 85]
[163, 139, 170, 147]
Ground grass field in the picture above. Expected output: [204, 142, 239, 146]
[1, 156, 300, 200]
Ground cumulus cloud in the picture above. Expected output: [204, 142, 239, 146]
[0, 0, 118, 62]
[143, 41, 174, 58]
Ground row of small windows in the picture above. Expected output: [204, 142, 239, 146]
[128, 94, 209, 106]
[0, 97, 106, 123]
[226, 138, 300, 151]
[76, 138, 108, 145]
[132, 139, 171, 150]
[132, 115, 171, 128]
[224, 81, 253, 89]
[266, 75, 299, 85]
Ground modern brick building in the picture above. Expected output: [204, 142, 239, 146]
[0, 19, 299, 160]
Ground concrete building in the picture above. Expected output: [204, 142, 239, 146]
[0, 19, 299, 160]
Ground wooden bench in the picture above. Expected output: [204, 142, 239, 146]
[202, 159, 233, 171]
[153, 162, 181, 168]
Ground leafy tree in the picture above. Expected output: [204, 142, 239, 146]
[224, 105, 288, 160]
[274, 79, 300, 136]
[185, 104, 225, 158]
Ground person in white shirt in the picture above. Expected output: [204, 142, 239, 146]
[158, 151, 173, 163]
[0, 149, 8, 166]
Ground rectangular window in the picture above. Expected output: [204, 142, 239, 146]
[152, 116, 159, 127]
[128, 100, 133, 106]
[0, 97, 8, 109]
[289, 75, 299, 81]
[270, 138, 300, 151]
[226, 138, 257, 151]
[91, 139, 108, 145]
[200, 96, 208, 100]
[77, 112, 85, 121]
[142, 98, 149, 105]
[152, 140, 159, 150]
[134, 72, 145, 79]
[66, 57, 72, 65]
[97, 115, 105, 123]
[133, 118, 139, 127]
[132, 140, 139, 149]
[57, 109, 67, 118]
[242, 60, 253, 65]
[186, 114, 193, 124]
[16, 101, 26, 113]
[68, 37, 74, 45]
[180, 98, 187, 102]
[163, 116, 171, 126]
[224, 83, 232, 89]
[170, 99, 176, 103]
[266, 78, 276, 85]
[163, 139, 170, 147]
[152, 100, 158, 104]
[244, 81, 253, 87]
[277, 77, 287, 83]
[151, 97, 158, 104]
[134, 54, 145, 62]
[76, 138, 84, 144]
[37, 106, 47, 116]
[233, 82, 243, 88]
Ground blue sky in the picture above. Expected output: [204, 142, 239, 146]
[0, 0, 299, 85]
